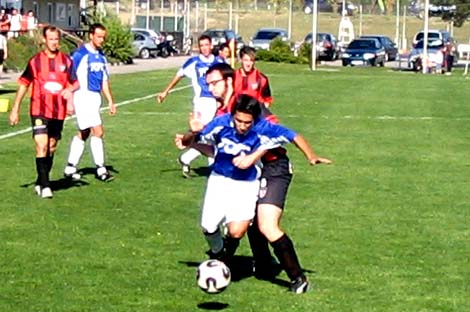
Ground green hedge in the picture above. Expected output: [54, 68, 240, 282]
[254, 37, 309, 65]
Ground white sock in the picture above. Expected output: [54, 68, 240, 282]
[67, 135, 85, 166]
[180, 148, 201, 165]
[90, 136, 105, 167]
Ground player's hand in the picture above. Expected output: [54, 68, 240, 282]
[174, 134, 186, 150]
[309, 157, 332, 166]
[109, 103, 117, 115]
[189, 112, 204, 132]
[232, 153, 256, 169]
[61, 88, 73, 101]
[9, 110, 19, 126]
[157, 91, 167, 103]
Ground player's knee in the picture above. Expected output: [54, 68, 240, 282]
[258, 222, 282, 241]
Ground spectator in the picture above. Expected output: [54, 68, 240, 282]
[0, 32, 7, 79]
[444, 41, 455, 75]
[0, 9, 10, 36]
[8, 9, 21, 38]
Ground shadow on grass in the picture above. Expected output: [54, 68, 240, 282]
[197, 302, 229, 310]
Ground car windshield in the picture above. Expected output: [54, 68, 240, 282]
[348, 40, 377, 49]
[304, 33, 329, 42]
[255, 31, 283, 40]
[415, 40, 443, 49]
[416, 32, 440, 41]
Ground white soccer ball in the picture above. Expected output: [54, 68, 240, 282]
[196, 259, 231, 294]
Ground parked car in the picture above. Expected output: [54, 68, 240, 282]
[341, 38, 386, 67]
[303, 32, 339, 61]
[412, 29, 453, 47]
[303, 0, 358, 16]
[360, 35, 398, 61]
[408, 39, 445, 71]
[132, 31, 159, 59]
[201, 28, 244, 49]
[131, 28, 165, 45]
[249, 27, 289, 50]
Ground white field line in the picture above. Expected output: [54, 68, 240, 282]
[0, 84, 191, 141]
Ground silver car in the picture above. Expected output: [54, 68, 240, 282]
[249, 28, 288, 51]
[132, 31, 158, 59]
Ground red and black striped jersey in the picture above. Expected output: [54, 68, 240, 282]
[19, 51, 77, 120]
[233, 68, 273, 106]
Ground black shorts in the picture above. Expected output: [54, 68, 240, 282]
[258, 157, 293, 209]
[31, 116, 64, 140]
[0, 49, 4, 65]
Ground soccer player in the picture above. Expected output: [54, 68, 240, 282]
[177, 94, 299, 271]
[192, 63, 332, 294]
[63, 23, 116, 182]
[233, 46, 273, 109]
[157, 34, 224, 178]
[9, 25, 78, 198]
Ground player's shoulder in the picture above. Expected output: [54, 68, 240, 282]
[182, 55, 199, 68]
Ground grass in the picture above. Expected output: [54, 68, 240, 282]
[0, 63, 469, 311]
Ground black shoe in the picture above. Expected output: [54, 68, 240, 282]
[206, 249, 226, 261]
[96, 166, 114, 182]
[290, 275, 310, 294]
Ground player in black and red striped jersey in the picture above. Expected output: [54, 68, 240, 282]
[9, 25, 78, 198]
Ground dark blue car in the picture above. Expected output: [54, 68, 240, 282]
[341, 38, 386, 67]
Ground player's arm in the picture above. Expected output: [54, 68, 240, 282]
[292, 134, 332, 166]
[232, 149, 267, 169]
[9, 84, 28, 126]
[157, 74, 182, 103]
[102, 80, 116, 115]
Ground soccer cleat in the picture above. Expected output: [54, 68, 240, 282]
[290, 275, 310, 294]
[96, 166, 114, 182]
[34, 185, 41, 196]
[41, 187, 53, 199]
[64, 164, 81, 180]
[206, 249, 226, 262]
[178, 157, 191, 178]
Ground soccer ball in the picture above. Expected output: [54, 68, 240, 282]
[196, 259, 231, 294]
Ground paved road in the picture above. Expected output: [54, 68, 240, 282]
[0, 56, 190, 85]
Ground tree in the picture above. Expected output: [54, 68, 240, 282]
[434, 0, 470, 27]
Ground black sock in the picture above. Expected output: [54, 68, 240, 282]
[271, 234, 303, 281]
[35, 157, 49, 187]
[247, 219, 273, 266]
[46, 154, 54, 173]
[224, 235, 240, 260]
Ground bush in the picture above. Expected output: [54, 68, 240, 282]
[254, 38, 309, 65]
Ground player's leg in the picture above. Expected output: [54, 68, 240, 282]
[64, 129, 90, 179]
[90, 124, 113, 181]
[31, 117, 52, 198]
[201, 173, 227, 259]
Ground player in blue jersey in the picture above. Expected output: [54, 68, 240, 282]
[63, 23, 116, 182]
[157, 34, 225, 178]
[177, 63, 332, 294]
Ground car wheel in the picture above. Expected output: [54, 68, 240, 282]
[342, 60, 348, 66]
[379, 60, 385, 67]
[139, 48, 150, 59]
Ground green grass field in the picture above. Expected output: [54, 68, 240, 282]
[0, 64, 469, 311]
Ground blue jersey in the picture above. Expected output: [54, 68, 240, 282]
[72, 44, 109, 93]
[198, 114, 297, 181]
[177, 54, 224, 98]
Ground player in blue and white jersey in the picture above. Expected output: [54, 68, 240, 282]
[176, 94, 300, 267]
[63, 23, 116, 182]
[157, 34, 225, 177]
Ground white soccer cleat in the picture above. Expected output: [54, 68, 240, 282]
[34, 185, 41, 196]
[41, 187, 53, 199]
[64, 165, 81, 180]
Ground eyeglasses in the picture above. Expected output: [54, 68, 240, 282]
[206, 78, 224, 86]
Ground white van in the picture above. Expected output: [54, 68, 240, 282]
[412, 29, 452, 47]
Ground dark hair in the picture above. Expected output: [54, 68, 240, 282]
[206, 63, 234, 80]
[239, 46, 256, 59]
[198, 34, 212, 44]
[43, 25, 59, 38]
[232, 94, 261, 119]
[89, 23, 106, 34]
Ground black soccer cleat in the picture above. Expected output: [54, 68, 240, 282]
[290, 275, 310, 294]
[96, 166, 114, 182]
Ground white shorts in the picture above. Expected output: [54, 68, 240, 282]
[193, 96, 217, 126]
[73, 91, 102, 130]
[200, 172, 260, 233]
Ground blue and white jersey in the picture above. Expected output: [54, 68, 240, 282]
[198, 114, 297, 181]
[177, 54, 224, 99]
[72, 43, 109, 93]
